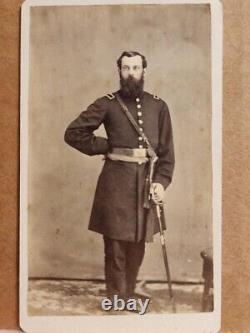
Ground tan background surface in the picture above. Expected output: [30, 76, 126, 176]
[27, 4, 211, 282]
[0, 0, 249, 331]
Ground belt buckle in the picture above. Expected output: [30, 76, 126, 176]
[134, 148, 146, 158]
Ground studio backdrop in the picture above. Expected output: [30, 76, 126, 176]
[27, 4, 212, 281]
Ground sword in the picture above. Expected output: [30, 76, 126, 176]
[155, 202, 177, 313]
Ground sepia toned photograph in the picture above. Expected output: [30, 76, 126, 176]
[20, 0, 222, 332]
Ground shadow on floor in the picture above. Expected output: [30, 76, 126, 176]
[28, 279, 206, 316]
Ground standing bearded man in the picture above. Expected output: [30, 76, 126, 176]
[64, 51, 175, 303]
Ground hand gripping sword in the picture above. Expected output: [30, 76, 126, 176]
[155, 202, 177, 313]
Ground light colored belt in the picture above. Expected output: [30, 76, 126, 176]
[111, 148, 147, 158]
[107, 153, 149, 164]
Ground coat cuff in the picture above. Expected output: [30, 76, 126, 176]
[91, 136, 109, 155]
[153, 174, 171, 190]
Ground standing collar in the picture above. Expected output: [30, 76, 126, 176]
[115, 89, 145, 101]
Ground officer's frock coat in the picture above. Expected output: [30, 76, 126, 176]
[64, 90, 175, 242]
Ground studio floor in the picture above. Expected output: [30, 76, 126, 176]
[28, 279, 205, 316]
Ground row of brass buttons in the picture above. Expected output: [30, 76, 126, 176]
[136, 97, 144, 164]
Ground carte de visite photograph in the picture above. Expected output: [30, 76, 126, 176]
[20, 0, 222, 332]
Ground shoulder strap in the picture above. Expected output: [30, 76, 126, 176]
[115, 93, 154, 152]
[106, 93, 115, 100]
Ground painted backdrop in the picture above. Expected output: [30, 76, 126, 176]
[28, 4, 212, 281]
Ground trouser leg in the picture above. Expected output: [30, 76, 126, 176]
[125, 240, 145, 297]
[103, 236, 127, 299]
[103, 236, 145, 299]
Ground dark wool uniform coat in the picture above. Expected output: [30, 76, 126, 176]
[64, 90, 175, 242]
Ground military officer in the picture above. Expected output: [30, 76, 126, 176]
[64, 51, 175, 301]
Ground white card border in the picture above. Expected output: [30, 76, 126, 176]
[20, 0, 223, 332]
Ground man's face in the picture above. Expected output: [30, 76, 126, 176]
[120, 55, 145, 81]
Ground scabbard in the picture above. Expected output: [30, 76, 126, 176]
[143, 157, 157, 209]
[156, 204, 176, 311]
[143, 158, 153, 209]
[143, 176, 151, 209]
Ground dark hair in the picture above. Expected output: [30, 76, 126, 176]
[117, 51, 147, 70]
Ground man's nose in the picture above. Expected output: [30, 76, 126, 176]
[128, 68, 135, 76]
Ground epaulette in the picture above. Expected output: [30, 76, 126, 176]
[106, 93, 115, 100]
[153, 94, 160, 100]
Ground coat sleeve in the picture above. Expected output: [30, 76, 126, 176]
[64, 98, 109, 156]
[153, 101, 175, 189]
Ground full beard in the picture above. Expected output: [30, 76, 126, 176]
[119, 74, 144, 98]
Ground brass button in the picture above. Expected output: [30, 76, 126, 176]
[138, 162, 142, 165]
[138, 120, 143, 124]
[139, 145, 143, 148]
[137, 111, 142, 116]
[139, 128, 143, 131]
[136, 98, 140, 102]
[138, 137, 143, 141]
[137, 104, 142, 109]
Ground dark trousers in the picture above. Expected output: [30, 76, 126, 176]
[103, 236, 145, 299]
